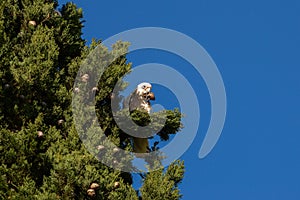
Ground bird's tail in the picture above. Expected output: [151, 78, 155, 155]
[133, 137, 149, 153]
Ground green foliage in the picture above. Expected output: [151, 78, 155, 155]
[140, 161, 185, 200]
[0, 0, 185, 199]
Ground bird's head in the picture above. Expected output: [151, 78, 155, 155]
[136, 82, 155, 101]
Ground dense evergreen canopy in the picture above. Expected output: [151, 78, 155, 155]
[0, 1, 185, 199]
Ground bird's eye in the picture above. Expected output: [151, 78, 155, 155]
[142, 85, 146, 89]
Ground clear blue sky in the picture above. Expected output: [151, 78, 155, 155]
[60, 0, 300, 199]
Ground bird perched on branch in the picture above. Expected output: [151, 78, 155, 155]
[123, 82, 155, 153]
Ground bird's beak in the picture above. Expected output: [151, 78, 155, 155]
[147, 92, 155, 100]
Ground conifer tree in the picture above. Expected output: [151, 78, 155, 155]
[0, 0, 185, 199]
